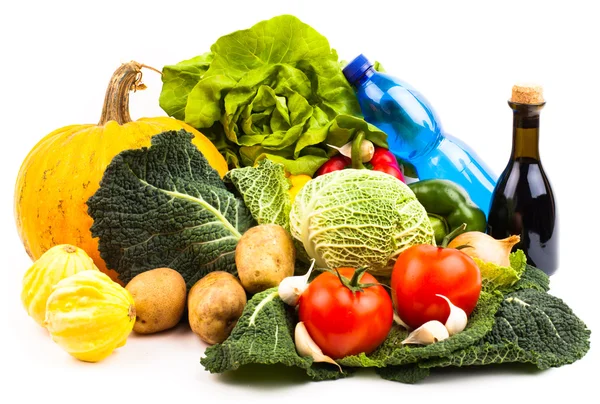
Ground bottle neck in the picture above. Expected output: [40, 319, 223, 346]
[353, 66, 376, 87]
[509, 101, 545, 160]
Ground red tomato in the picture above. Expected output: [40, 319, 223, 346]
[298, 267, 393, 359]
[315, 155, 351, 176]
[391, 245, 481, 330]
[370, 147, 399, 168]
[372, 164, 405, 182]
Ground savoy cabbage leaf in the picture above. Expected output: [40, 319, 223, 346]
[290, 169, 435, 277]
[87, 130, 254, 289]
[200, 288, 348, 381]
[224, 159, 292, 231]
[476, 249, 528, 291]
[420, 288, 591, 370]
[338, 291, 503, 368]
[199, 264, 590, 384]
[506, 264, 550, 293]
[376, 364, 430, 384]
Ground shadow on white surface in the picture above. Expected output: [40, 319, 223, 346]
[424, 362, 545, 383]
[210, 363, 314, 387]
[199, 358, 554, 388]
[128, 319, 194, 340]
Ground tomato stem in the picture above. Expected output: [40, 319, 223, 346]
[349, 266, 368, 287]
[332, 267, 380, 294]
[441, 223, 467, 248]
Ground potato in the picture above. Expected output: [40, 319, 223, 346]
[187, 271, 247, 344]
[235, 224, 296, 294]
[125, 267, 186, 334]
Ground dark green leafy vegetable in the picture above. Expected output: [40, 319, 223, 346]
[200, 288, 348, 381]
[338, 291, 503, 367]
[421, 288, 591, 371]
[506, 264, 550, 293]
[87, 130, 254, 289]
[159, 15, 388, 175]
[376, 364, 430, 384]
[201, 264, 589, 383]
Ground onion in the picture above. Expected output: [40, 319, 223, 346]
[447, 232, 520, 267]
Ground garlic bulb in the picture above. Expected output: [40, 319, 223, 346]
[436, 294, 468, 336]
[295, 322, 342, 371]
[401, 320, 449, 345]
[278, 259, 315, 306]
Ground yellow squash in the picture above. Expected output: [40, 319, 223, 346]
[14, 61, 228, 282]
[288, 174, 312, 202]
[44, 270, 136, 362]
[21, 244, 99, 327]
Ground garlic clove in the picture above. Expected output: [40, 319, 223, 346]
[295, 322, 342, 371]
[327, 138, 375, 163]
[436, 294, 468, 336]
[401, 320, 449, 345]
[278, 260, 315, 306]
[393, 312, 411, 330]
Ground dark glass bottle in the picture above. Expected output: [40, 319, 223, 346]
[486, 85, 558, 275]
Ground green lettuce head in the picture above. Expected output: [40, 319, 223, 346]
[159, 14, 387, 175]
[290, 169, 436, 277]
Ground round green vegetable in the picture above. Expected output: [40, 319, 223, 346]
[408, 179, 487, 245]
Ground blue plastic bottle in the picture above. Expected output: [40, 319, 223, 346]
[343, 55, 497, 215]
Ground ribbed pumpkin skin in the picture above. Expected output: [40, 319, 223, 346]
[14, 117, 228, 282]
[21, 244, 99, 327]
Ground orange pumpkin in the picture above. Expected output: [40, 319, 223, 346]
[14, 61, 228, 282]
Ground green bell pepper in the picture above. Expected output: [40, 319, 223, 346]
[408, 179, 487, 245]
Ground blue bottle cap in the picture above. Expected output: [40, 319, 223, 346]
[343, 54, 373, 84]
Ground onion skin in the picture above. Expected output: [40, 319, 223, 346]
[447, 232, 520, 267]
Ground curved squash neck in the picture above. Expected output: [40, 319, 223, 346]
[98, 61, 145, 126]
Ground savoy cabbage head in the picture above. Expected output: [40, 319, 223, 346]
[289, 169, 435, 277]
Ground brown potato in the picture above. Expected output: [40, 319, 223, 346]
[235, 224, 296, 294]
[125, 267, 187, 334]
[187, 271, 247, 344]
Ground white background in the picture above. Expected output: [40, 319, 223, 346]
[1, 0, 598, 403]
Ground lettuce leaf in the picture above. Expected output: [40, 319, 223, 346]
[159, 15, 388, 175]
[159, 53, 214, 121]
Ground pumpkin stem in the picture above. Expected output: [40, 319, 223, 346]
[98, 61, 162, 126]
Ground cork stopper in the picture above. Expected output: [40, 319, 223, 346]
[511, 84, 544, 104]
